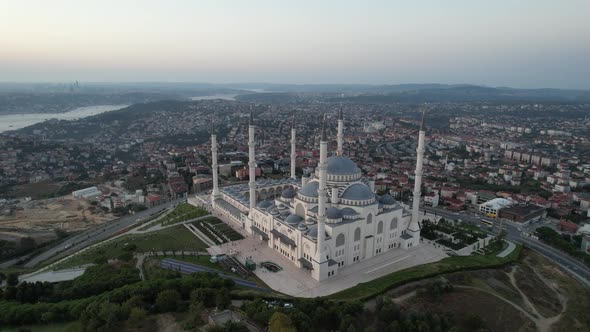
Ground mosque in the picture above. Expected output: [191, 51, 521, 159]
[209, 110, 426, 282]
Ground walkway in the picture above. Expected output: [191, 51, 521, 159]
[19, 267, 87, 283]
[497, 240, 516, 258]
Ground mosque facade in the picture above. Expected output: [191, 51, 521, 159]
[210, 110, 426, 282]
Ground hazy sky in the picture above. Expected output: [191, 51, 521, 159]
[2, 0, 589, 88]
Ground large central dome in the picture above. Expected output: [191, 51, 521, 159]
[326, 156, 360, 175]
[315, 155, 362, 182]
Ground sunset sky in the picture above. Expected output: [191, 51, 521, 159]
[1, 0, 589, 88]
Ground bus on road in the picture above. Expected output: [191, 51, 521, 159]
[480, 219, 494, 227]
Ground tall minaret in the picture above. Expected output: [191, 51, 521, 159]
[248, 110, 256, 219]
[408, 111, 426, 246]
[315, 115, 328, 265]
[211, 126, 220, 200]
[290, 114, 297, 179]
[337, 108, 344, 156]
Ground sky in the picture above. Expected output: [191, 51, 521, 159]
[1, 0, 589, 89]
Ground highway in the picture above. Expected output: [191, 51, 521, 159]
[23, 197, 186, 268]
[423, 206, 590, 286]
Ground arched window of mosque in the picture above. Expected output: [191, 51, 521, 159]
[391, 217, 398, 230]
[336, 233, 345, 247]
[377, 221, 383, 234]
[367, 213, 373, 224]
[295, 203, 305, 218]
[354, 227, 361, 241]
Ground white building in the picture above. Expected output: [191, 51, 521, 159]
[479, 198, 513, 218]
[72, 187, 101, 199]
[207, 110, 426, 282]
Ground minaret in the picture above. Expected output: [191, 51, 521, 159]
[290, 114, 297, 179]
[337, 108, 344, 156]
[248, 110, 256, 219]
[408, 111, 426, 247]
[315, 115, 328, 265]
[211, 126, 220, 200]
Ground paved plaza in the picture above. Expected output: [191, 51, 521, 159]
[207, 207, 447, 297]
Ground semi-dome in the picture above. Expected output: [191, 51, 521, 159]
[340, 207, 360, 217]
[281, 187, 296, 199]
[285, 214, 303, 225]
[326, 156, 360, 175]
[341, 183, 375, 201]
[299, 181, 319, 198]
[379, 194, 395, 205]
[326, 207, 343, 219]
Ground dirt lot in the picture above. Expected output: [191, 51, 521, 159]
[0, 195, 113, 245]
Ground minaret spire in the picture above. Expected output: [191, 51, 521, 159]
[248, 109, 256, 219]
[290, 113, 297, 179]
[315, 114, 328, 266]
[337, 108, 344, 156]
[408, 110, 426, 247]
[211, 121, 220, 200]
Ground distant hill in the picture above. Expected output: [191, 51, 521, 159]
[231, 83, 590, 104]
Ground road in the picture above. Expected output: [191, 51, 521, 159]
[423, 206, 590, 287]
[23, 197, 186, 268]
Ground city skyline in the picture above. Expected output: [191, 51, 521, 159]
[2, 0, 589, 89]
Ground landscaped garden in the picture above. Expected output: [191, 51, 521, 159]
[421, 219, 489, 251]
[192, 216, 244, 245]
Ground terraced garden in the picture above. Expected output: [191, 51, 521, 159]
[192, 217, 244, 245]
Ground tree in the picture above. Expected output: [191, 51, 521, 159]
[128, 307, 147, 327]
[7, 273, 19, 286]
[269, 312, 297, 332]
[156, 289, 181, 312]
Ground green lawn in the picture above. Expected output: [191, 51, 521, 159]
[328, 242, 522, 301]
[53, 225, 208, 269]
[158, 203, 209, 227]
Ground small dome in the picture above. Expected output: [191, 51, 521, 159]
[257, 200, 273, 209]
[379, 194, 395, 205]
[306, 224, 327, 239]
[285, 214, 303, 225]
[326, 156, 360, 175]
[299, 181, 319, 198]
[297, 222, 308, 231]
[305, 217, 317, 225]
[280, 211, 290, 217]
[326, 207, 343, 219]
[341, 183, 375, 201]
[281, 187, 296, 199]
